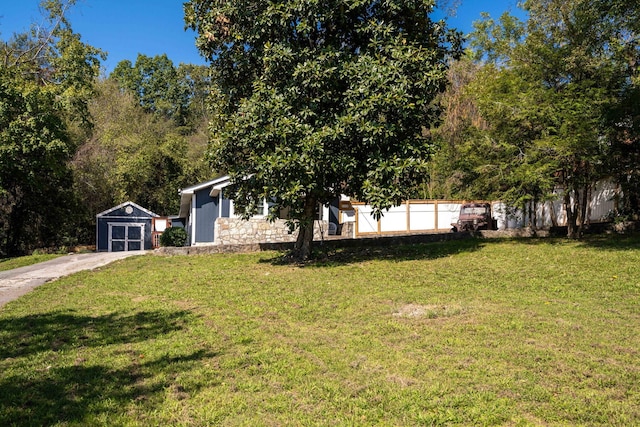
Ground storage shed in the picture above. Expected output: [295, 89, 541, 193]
[96, 202, 159, 252]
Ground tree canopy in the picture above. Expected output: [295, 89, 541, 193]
[0, 0, 104, 256]
[111, 54, 191, 127]
[0, 1, 211, 256]
[431, 0, 639, 237]
[72, 78, 210, 220]
[185, 0, 461, 258]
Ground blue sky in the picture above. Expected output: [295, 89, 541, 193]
[1, 1, 526, 76]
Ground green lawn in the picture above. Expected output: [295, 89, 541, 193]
[0, 253, 64, 272]
[1, 236, 638, 426]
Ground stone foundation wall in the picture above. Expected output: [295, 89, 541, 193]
[214, 218, 328, 246]
[155, 229, 471, 257]
[340, 222, 355, 238]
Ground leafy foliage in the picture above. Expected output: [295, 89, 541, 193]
[185, 0, 461, 258]
[594, 0, 640, 215]
[0, 0, 104, 256]
[432, 0, 639, 236]
[72, 79, 210, 219]
[111, 54, 191, 127]
[159, 227, 188, 247]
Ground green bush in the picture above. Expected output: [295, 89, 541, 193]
[159, 227, 188, 247]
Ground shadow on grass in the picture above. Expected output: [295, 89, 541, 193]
[576, 232, 640, 251]
[262, 235, 486, 266]
[0, 309, 216, 425]
[263, 231, 640, 266]
[0, 310, 194, 359]
[0, 350, 214, 426]
[508, 232, 640, 251]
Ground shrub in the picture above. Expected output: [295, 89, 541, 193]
[159, 227, 188, 247]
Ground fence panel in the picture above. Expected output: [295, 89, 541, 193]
[437, 203, 461, 232]
[354, 200, 464, 236]
[380, 205, 408, 232]
[409, 202, 436, 231]
[356, 205, 378, 234]
[351, 181, 617, 237]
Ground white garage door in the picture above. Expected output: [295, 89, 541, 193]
[108, 223, 145, 252]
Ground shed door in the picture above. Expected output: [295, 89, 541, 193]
[109, 223, 145, 252]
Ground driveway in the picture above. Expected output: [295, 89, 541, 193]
[0, 251, 148, 308]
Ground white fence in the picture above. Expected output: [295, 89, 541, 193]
[349, 181, 619, 237]
[352, 200, 465, 236]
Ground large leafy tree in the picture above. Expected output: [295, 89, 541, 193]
[426, 57, 494, 201]
[110, 56, 213, 133]
[0, 0, 104, 255]
[185, 0, 461, 259]
[110, 54, 191, 126]
[463, 0, 634, 237]
[72, 79, 210, 219]
[597, 0, 640, 216]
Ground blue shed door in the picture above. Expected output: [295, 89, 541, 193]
[109, 223, 145, 252]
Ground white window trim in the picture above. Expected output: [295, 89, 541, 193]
[190, 193, 197, 245]
[228, 198, 269, 219]
[108, 222, 145, 252]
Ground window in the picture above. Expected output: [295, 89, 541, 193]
[256, 200, 265, 216]
[462, 206, 488, 215]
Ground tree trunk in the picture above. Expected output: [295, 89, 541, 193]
[530, 197, 538, 234]
[564, 189, 578, 239]
[549, 200, 558, 228]
[575, 182, 590, 238]
[583, 183, 592, 229]
[7, 192, 27, 256]
[293, 196, 317, 261]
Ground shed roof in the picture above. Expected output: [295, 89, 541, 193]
[96, 201, 159, 218]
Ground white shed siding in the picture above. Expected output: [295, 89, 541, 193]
[356, 206, 378, 234]
[437, 203, 462, 231]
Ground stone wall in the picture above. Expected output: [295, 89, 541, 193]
[214, 218, 328, 246]
[340, 222, 355, 238]
[155, 229, 472, 257]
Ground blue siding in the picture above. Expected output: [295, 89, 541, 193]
[194, 189, 219, 243]
[96, 202, 157, 251]
[97, 218, 109, 251]
[329, 199, 340, 224]
[221, 195, 231, 217]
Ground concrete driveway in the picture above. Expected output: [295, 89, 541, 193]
[0, 251, 148, 308]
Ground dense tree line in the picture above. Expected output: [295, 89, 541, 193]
[0, 1, 210, 256]
[430, 0, 639, 237]
[0, 0, 103, 256]
[1, 0, 638, 257]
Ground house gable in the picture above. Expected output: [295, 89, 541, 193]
[96, 201, 159, 219]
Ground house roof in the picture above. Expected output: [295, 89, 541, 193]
[178, 175, 231, 218]
[96, 201, 159, 218]
[179, 174, 230, 194]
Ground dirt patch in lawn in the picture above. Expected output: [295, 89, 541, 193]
[392, 303, 465, 319]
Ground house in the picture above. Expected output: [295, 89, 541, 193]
[96, 201, 160, 252]
[176, 175, 333, 246]
[177, 175, 233, 246]
[177, 175, 620, 245]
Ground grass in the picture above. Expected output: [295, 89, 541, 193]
[0, 235, 638, 426]
[0, 253, 64, 272]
